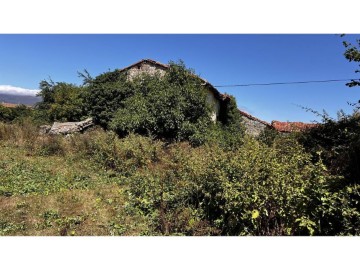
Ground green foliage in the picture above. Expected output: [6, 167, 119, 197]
[258, 127, 280, 146]
[83, 70, 132, 128]
[0, 104, 33, 123]
[40, 209, 85, 235]
[2, 49, 360, 235]
[80, 131, 164, 173]
[317, 184, 360, 235]
[341, 36, 360, 107]
[299, 111, 360, 186]
[342, 38, 360, 90]
[0, 154, 94, 196]
[1, 121, 359, 235]
[297, 111, 360, 234]
[125, 135, 342, 235]
[201, 122, 244, 150]
[0, 221, 26, 236]
[200, 96, 245, 150]
[85, 61, 213, 142]
[36, 80, 88, 122]
[0, 105, 12, 121]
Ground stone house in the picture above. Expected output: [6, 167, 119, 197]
[239, 110, 272, 136]
[118, 59, 227, 122]
[237, 115, 318, 136]
[117, 59, 317, 136]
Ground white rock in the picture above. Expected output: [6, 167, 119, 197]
[48, 118, 94, 135]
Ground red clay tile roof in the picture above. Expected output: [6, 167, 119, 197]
[239, 110, 272, 127]
[271, 121, 318, 132]
[118, 59, 225, 100]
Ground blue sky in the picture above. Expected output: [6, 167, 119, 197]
[0, 34, 359, 123]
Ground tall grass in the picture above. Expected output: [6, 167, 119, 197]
[1, 120, 359, 236]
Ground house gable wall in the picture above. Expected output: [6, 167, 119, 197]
[123, 60, 221, 121]
[241, 116, 269, 136]
[126, 62, 167, 81]
[239, 110, 271, 136]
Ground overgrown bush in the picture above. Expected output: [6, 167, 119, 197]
[1, 120, 359, 235]
[299, 111, 360, 186]
[0, 104, 33, 123]
[84, 61, 213, 142]
[67, 130, 164, 174]
[83, 60, 244, 145]
[35, 80, 88, 123]
[124, 135, 347, 235]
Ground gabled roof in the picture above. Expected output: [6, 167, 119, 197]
[239, 109, 272, 126]
[118, 59, 226, 101]
[119, 59, 169, 71]
[271, 120, 318, 132]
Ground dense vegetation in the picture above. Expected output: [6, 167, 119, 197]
[0, 104, 33, 122]
[0, 59, 359, 236]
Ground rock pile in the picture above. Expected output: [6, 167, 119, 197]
[40, 118, 94, 135]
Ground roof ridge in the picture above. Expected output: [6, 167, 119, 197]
[239, 109, 271, 126]
[119, 59, 225, 99]
[271, 120, 318, 132]
[119, 59, 169, 72]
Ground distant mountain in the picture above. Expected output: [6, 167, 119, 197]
[0, 94, 42, 106]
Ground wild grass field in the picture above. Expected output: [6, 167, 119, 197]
[1, 120, 359, 236]
[0, 123, 151, 236]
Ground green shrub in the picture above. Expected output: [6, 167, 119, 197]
[299, 111, 360, 186]
[125, 135, 340, 235]
[74, 130, 164, 173]
[297, 112, 360, 235]
[104, 62, 213, 142]
[35, 80, 88, 122]
[83, 60, 244, 146]
[0, 104, 33, 123]
[32, 135, 65, 156]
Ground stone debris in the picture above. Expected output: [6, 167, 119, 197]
[44, 118, 94, 135]
[39, 125, 52, 135]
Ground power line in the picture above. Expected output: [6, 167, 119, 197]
[213, 78, 358, 88]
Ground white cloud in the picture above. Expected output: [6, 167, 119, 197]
[0, 85, 40, 96]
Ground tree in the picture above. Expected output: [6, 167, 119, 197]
[0, 104, 33, 122]
[35, 80, 88, 122]
[84, 60, 242, 143]
[342, 36, 360, 107]
[83, 70, 134, 129]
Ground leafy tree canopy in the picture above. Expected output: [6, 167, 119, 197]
[342, 36, 360, 107]
[0, 104, 33, 123]
[84, 60, 244, 144]
[36, 80, 88, 122]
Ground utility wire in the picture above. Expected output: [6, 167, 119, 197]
[214, 78, 358, 88]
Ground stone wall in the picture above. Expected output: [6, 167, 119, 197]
[239, 111, 271, 136]
[127, 62, 167, 81]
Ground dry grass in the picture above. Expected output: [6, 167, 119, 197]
[0, 125, 152, 236]
[0, 185, 150, 236]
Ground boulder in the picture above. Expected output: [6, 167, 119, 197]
[48, 118, 94, 135]
[39, 125, 52, 135]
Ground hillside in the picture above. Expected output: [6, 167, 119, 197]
[0, 94, 41, 106]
